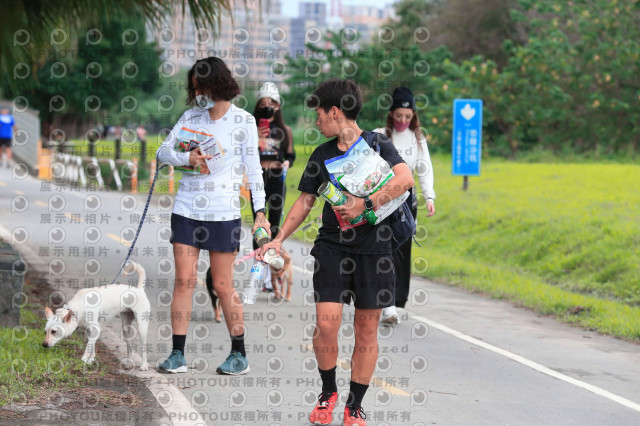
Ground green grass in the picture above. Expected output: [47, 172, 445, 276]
[0, 304, 102, 406]
[278, 147, 640, 340]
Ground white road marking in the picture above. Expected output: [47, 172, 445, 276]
[0, 224, 42, 268]
[7, 213, 636, 416]
[292, 264, 306, 274]
[410, 313, 640, 413]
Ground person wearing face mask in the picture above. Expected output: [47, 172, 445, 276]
[250, 82, 295, 292]
[156, 57, 270, 375]
[373, 87, 436, 325]
[251, 82, 295, 244]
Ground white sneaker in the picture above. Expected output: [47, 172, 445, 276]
[380, 306, 399, 324]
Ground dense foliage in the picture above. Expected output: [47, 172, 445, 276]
[285, 0, 640, 157]
[2, 9, 163, 134]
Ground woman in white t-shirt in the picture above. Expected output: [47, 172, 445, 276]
[374, 87, 436, 325]
[155, 57, 270, 375]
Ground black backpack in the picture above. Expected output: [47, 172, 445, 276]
[364, 132, 417, 253]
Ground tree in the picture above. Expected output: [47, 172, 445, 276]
[429, 0, 527, 67]
[502, 0, 640, 154]
[387, 0, 527, 67]
[385, 0, 441, 49]
[4, 8, 162, 137]
[380, 0, 640, 156]
[284, 30, 460, 150]
[1, 0, 237, 90]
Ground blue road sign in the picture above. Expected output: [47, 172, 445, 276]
[452, 99, 483, 176]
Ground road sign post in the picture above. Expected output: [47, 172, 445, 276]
[452, 99, 483, 190]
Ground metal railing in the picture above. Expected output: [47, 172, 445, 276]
[42, 144, 172, 194]
[52, 152, 106, 190]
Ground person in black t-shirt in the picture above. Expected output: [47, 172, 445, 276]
[258, 79, 414, 426]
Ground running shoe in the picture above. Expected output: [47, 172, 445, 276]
[309, 391, 338, 425]
[158, 349, 187, 373]
[216, 350, 250, 375]
[343, 404, 367, 426]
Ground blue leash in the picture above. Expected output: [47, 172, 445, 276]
[110, 162, 169, 284]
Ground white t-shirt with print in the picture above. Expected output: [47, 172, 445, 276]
[157, 105, 265, 221]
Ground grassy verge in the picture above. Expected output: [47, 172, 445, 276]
[0, 269, 114, 407]
[0, 272, 159, 421]
[0, 304, 96, 405]
[277, 146, 640, 340]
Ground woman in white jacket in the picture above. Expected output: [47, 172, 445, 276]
[155, 57, 270, 374]
[374, 87, 436, 324]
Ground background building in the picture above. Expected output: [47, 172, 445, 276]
[156, 1, 396, 82]
[158, 0, 291, 91]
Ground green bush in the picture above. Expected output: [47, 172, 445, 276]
[283, 0, 640, 158]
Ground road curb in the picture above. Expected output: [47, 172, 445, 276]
[0, 224, 204, 426]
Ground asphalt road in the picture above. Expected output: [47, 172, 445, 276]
[2, 166, 639, 426]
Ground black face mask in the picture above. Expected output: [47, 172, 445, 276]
[257, 106, 275, 119]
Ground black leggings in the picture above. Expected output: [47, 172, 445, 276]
[250, 168, 287, 249]
[391, 189, 418, 308]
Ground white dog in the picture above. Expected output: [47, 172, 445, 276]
[43, 261, 150, 371]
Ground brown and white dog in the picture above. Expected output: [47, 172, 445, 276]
[42, 261, 150, 370]
[271, 250, 293, 301]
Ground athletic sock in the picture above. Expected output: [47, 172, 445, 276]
[346, 380, 369, 408]
[319, 366, 338, 393]
[172, 334, 186, 355]
[231, 333, 246, 357]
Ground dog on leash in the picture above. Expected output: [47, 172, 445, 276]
[271, 250, 293, 301]
[43, 261, 150, 370]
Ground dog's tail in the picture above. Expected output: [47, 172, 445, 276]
[123, 260, 146, 289]
[204, 268, 218, 306]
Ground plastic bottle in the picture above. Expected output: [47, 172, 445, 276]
[318, 180, 381, 224]
[317, 181, 367, 224]
[244, 261, 268, 304]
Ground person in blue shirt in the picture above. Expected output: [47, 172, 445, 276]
[0, 108, 17, 168]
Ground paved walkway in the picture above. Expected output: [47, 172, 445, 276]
[1, 167, 639, 425]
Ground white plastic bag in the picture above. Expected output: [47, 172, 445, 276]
[324, 137, 408, 225]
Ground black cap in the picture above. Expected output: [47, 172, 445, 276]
[390, 87, 415, 111]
